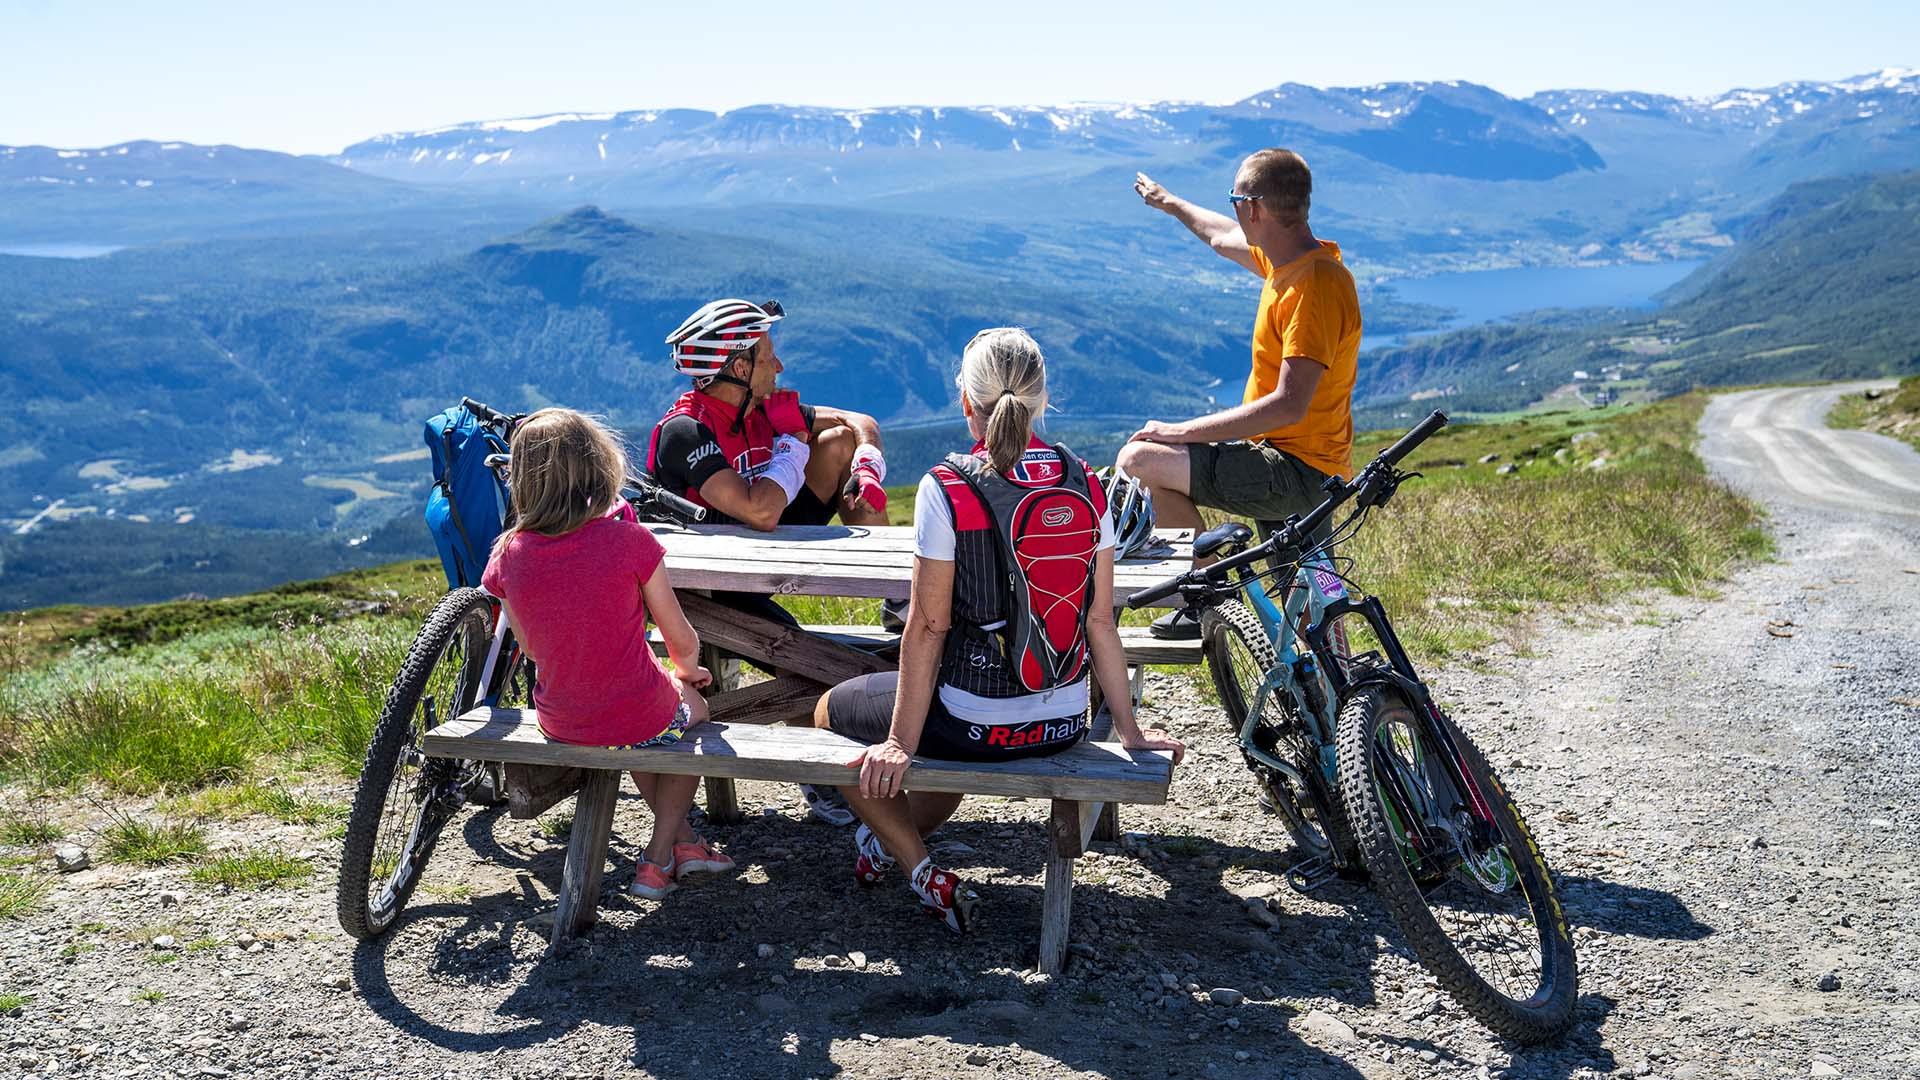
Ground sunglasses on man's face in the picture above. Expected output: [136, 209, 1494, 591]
[1227, 192, 1263, 207]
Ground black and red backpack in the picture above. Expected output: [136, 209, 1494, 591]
[932, 443, 1106, 700]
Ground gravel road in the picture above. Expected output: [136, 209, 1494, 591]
[4, 385, 1918, 1080]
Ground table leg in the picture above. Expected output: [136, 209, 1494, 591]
[700, 642, 744, 824]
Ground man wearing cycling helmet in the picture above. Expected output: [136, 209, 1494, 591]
[648, 297, 895, 827]
[1121, 149, 1363, 640]
[649, 298, 889, 534]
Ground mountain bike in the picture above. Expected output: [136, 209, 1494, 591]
[335, 399, 706, 939]
[1126, 411, 1578, 1042]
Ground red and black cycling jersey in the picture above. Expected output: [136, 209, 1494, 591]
[646, 390, 815, 527]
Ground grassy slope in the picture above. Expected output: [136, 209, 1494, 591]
[1828, 376, 1920, 452]
[0, 394, 1766, 797]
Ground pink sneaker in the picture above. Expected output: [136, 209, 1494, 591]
[672, 840, 735, 879]
[630, 860, 677, 900]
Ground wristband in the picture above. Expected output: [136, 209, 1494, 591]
[761, 434, 812, 503]
[851, 444, 886, 484]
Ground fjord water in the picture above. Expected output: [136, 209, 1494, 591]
[0, 242, 126, 258]
[1369, 259, 1707, 349]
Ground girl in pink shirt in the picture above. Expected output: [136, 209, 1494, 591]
[482, 408, 732, 899]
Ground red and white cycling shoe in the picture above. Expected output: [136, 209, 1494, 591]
[910, 860, 977, 934]
[852, 824, 895, 885]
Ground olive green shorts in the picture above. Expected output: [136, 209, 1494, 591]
[1187, 441, 1335, 544]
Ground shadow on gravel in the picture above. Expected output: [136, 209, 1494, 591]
[1559, 875, 1714, 941]
[347, 816, 1378, 1079]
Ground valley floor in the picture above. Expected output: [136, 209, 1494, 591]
[3, 387, 1918, 1079]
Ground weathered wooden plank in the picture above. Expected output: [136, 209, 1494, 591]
[651, 523, 1191, 558]
[504, 763, 584, 820]
[707, 675, 827, 727]
[756, 625, 1199, 667]
[663, 562, 1191, 606]
[550, 769, 620, 950]
[1093, 803, 1120, 844]
[428, 709, 1174, 805]
[1037, 799, 1079, 977]
[679, 593, 893, 684]
[1116, 633, 1204, 666]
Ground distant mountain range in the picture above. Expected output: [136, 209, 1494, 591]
[7, 70, 1918, 272]
[3, 69, 1919, 607]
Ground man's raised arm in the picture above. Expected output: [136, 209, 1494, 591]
[1134, 172, 1262, 275]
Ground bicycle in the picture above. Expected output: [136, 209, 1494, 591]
[1126, 410, 1578, 1043]
[335, 397, 707, 939]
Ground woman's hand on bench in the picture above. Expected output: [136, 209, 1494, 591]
[853, 737, 914, 799]
[1120, 726, 1186, 766]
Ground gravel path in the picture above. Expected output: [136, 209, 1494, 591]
[5, 387, 1918, 1079]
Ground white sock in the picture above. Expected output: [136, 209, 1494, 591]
[909, 857, 934, 897]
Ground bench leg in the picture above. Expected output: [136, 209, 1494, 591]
[550, 768, 620, 951]
[1039, 799, 1092, 977]
[1093, 802, 1120, 843]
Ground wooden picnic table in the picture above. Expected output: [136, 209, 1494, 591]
[642, 522, 1194, 823]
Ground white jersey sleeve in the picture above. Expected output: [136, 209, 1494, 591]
[913, 472, 957, 561]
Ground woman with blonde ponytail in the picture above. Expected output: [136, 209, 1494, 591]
[813, 328, 1184, 933]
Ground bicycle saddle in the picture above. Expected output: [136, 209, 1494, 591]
[1193, 522, 1254, 559]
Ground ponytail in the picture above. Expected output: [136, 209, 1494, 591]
[958, 328, 1048, 477]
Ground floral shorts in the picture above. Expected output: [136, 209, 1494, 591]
[607, 701, 693, 750]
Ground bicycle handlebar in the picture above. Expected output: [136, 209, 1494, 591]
[651, 487, 708, 524]
[625, 472, 708, 524]
[462, 396, 510, 427]
[1124, 410, 1448, 609]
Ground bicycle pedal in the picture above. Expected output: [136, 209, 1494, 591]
[1285, 856, 1339, 895]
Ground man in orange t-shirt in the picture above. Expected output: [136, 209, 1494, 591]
[1118, 148, 1363, 639]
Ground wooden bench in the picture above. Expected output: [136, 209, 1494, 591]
[424, 707, 1175, 975]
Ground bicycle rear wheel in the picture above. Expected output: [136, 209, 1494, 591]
[1201, 600, 1355, 869]
[336, 588, 494, 939]
[1335, 686, 1578, 1042]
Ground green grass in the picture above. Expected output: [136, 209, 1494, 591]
[99, 816, 207, 865]
[1, 617, 409, 792]
[1203, 394, 1769, 659]
[536, 812, 574, 839]
[1828, 376, 1920, 452]
[0, 872, 50, 919]
[132, 988, 165, 1004]
[0, 816, 62, 846]
[0, 394, 1772, 790]
[189, 851, 312, 890]
[163, 782, 346, 826]
[0, 992, 30, 1011]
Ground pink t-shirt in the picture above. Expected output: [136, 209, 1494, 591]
[481, 512, 680, 746]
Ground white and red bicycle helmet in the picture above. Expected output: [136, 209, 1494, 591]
[666, 298, 783, 380]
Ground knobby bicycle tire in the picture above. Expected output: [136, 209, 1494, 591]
[336, 587, 494, 939]
[1201, 600, 1357, 869]
[1335, 686, 1578, 1043]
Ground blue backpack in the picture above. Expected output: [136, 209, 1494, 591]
[423, 404, 511, 589]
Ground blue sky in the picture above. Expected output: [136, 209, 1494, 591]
[2, 0, 1912, 154]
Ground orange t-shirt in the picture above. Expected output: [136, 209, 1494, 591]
[1245, 240, 1363, 479]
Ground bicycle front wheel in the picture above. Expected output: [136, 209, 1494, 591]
[336, 587, 494, 939]
[1335, 686, 1578, 1043]
[1201, 600, 1354, 869]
